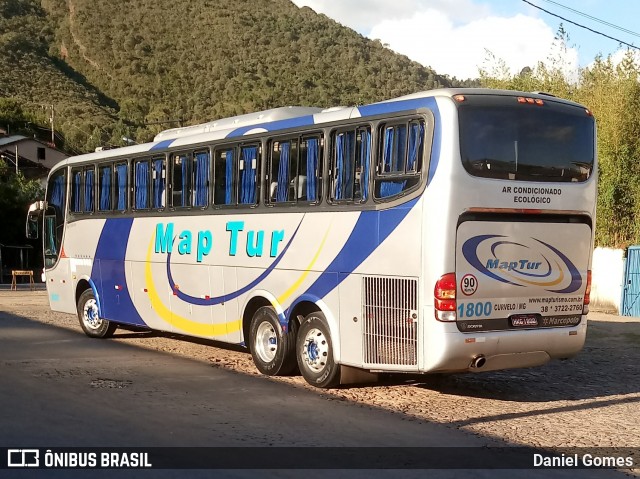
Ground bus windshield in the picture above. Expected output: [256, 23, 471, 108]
[459, 99, 595, 182]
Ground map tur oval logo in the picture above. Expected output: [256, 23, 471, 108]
[461, 234, 582, 294]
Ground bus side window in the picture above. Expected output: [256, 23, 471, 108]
[299, 136, 322, 203]
[355, 128, 371, 202]
[84, 167, 95, 213]
[269, 140, 299, 204]
[151, 157, 166, 209]
[331, 127, 370, 203]
[193, 151, 210, 208]
[239, 145, 259, 205]
[114, 162, 128, 212]
[214, 148, 235, 206]
[172, 153, 191, 208]
[98, 164, 113, 212]
[134, 159, 151, 209]
[70, 168, 83, 213]
[375, 119, 424, 200]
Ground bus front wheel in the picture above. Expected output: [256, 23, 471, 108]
[297, 312, 340, 388]
[77, 289, 117, 339]
[249, 306, 297, 376]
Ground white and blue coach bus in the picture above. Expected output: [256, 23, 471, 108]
[27, 89, 596, 388]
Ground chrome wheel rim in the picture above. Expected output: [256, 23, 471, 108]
[301, 327, 329, 373]
[82, 298, 101, 330]
[255, 321, 278, 363]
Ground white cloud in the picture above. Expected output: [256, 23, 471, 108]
[604, 48, 640, 66]
[370, 11, 578, 79]
[292, 0, 579, 80]
[291, 0, 489, 34]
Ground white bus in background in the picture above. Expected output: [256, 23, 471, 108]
[27, 89, 596, 388]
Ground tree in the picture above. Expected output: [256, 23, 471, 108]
[0, 159, 44, 246]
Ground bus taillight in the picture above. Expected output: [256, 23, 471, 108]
[583, 270, 592, 314]
[435, 273, 457, 322]
[517, 97, 544, 105]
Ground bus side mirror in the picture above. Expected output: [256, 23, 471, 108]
[26, 201, 45, 240]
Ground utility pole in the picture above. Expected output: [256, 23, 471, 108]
[49, 104, 55, 146]
[38, 103, 55, 146]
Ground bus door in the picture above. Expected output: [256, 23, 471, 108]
[42, 168, 75, 313]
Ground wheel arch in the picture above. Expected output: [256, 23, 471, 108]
[75, 276, 102, 317]
[286, 294, 341, 364]
[241, 291, 281, 350]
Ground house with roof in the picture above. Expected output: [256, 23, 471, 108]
[0, 135, 68, 184]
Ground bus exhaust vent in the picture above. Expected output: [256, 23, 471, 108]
[362, 276, 418, 366]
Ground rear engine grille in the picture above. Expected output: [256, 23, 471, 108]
[362, 276, 418, 366]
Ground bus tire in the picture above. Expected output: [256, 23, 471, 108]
[296, 312, 340, 388]
[77, 289, 117, 339]
[249, 306, 297, 376]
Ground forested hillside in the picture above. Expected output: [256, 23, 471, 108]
[0, 0, 115, 149]
[0, 0, 456, 152]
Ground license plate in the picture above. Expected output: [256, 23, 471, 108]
[510, 314, 540, 327]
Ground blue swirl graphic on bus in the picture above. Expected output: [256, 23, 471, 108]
[165, 221, 303, 306]
[462, 234, 582, 293]
[489, 241, 553, 279]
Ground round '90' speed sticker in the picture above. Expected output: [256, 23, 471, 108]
[461, 274, 478, 296]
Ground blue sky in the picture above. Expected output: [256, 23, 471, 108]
[291, 0, 640, 79]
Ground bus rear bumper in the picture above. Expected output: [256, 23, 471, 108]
[467, 350, 551, 372]
[423, 319, 587, 373]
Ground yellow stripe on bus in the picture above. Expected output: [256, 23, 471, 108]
[144, 239, 242, 337]
[503, 259, 565, 287]
[143, 221, 331, 337]
[277, 224, 331, 305]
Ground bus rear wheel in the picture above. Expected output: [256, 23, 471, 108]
[77, 289, 117, 338]
[249, 306, 297, 376]
[297, 312, 340, 388]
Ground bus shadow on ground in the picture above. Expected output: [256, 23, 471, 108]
[115, 317, 640, 403]
[401, 319, 640, 402]
[113, 326, 248, 353]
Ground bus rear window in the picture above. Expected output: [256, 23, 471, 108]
[459, 102, 594, 182]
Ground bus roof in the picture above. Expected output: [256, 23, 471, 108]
[56, 88, 587, 170]
[153, 106, 326, 142]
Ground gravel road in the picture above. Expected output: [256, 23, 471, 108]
[2, 290, 639, 472]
